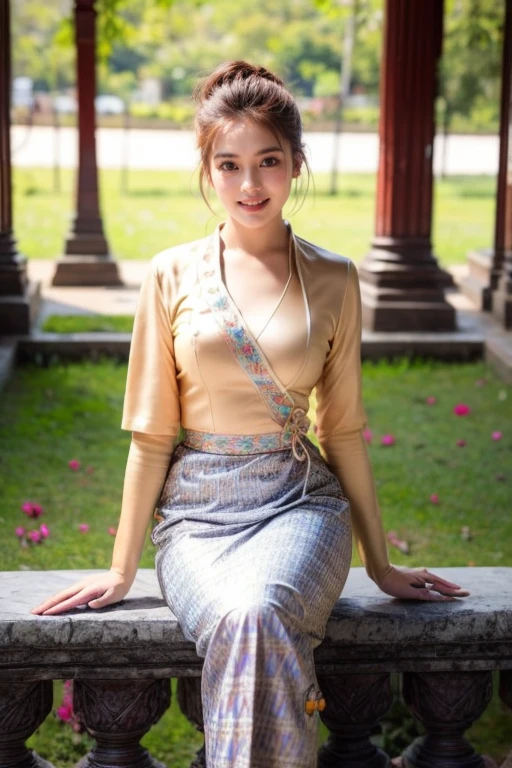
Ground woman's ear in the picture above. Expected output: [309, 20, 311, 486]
[292, 152, 303, 179]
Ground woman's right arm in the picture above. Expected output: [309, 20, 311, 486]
[31, 431, 174, 615]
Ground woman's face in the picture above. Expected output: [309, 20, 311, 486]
[208, 118, 301, 231]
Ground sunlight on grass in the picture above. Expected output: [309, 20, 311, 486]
[13, 168, 494, 267]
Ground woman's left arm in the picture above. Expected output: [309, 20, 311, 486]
[315, 262, 469, 601]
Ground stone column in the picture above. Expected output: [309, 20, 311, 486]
[51, 0, 121, 287]
[0, 679, 55, 768]
[462, 0, 512, 313]
[358, 0, 456, 332]
[492, 0, 512, 327]
[317, 673, 393, 767]
[73, 678, 170, 768]
[0, 0, 40, 334]
[400, 671, 493, 768]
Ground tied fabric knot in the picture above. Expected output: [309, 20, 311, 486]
[286, 407, 312, 498]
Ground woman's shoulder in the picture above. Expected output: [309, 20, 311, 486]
[149, 234, 211, 282]
[294, 232, 353, 269]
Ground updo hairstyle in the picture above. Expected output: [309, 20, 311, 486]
[194, 61, 310, 206]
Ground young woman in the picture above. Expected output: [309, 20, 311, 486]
[33, 61, 469, 768]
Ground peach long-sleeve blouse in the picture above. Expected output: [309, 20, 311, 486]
[121, 224, 392, 584]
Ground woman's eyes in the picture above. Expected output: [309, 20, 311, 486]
[218, 157, 280, 171]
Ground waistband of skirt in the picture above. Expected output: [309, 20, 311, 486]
[181, 428, 293, 455]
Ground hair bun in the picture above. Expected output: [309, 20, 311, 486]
[194, 61, 285, 103]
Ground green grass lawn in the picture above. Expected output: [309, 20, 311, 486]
[0, 358, 510, 763]
[13, 168, 495, 267]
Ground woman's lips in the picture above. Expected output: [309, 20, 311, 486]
[238, 199, 270, 212]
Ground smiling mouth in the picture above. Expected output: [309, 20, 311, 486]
[238, 199, 270, 209]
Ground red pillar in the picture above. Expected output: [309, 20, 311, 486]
[492, 0, 512, 328]
[358, 0, 456, 332]
[52, 0, 121, 286]
[0, 0, 39, 333]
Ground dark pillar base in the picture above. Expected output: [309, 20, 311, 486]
[492, 286, 512, 328]
[52, 257, 122, 287]
[0, 281, 41, 335]
[459, 249, 495, 311]
[317, 673, 393, 768]
[0, 680, 55, 768]
[73, 678, 170, 768]
[400, 671, 493, 768]
[359, 239, 457, 333]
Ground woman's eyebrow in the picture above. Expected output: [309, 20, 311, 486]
[213, 146, 285, 159]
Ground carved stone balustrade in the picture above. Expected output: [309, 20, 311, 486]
[0, 568, 510, 768]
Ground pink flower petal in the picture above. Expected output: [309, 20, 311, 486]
[363, 428, 373, 444]
[456, 439, 467, 447]
[78, 523, 90, 533]
[21, 502, 33, 515]
[492, 431, 503, 441]
[39, 523, 50, 538]
[28, 530, 42, 543]
[31, 503, 43, 517]
[430, 494, 439, 504]
[56, 704, 73, 722]
[381, 434, 396, 446]
[426, 396, 436, 405]
[453, 404, 471, 416]
[107, 526, 117, 536]
[68, 459, 81, 471]
[15, 526, 25, 537]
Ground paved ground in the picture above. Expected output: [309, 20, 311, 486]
[11, 126, 500, 175]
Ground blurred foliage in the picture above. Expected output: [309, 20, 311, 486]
[10, 0, 504, 132]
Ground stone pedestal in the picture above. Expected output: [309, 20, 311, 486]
[358, 0, 456, 332]
[317, 674, 392, 768]
[73, 678, 170, 768]
[0, 680, 55, 768]
[401, 671, 493, 768]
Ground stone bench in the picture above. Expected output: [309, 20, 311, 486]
[1, 567, 511, 768]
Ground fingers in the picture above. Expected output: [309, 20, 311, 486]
[31, 583, 89, 615]
[88, 588, 117, 609]
[410, 569, 470, 598]
[405, 586, 456, 602]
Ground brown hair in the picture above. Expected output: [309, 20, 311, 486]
[193, 61, 310, 208]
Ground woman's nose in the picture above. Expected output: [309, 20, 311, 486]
[241, 173, 262, 193]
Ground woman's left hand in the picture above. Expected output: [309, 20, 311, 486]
[378, 566, 470, 601]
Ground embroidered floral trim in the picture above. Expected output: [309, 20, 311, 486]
[200, 238, 294, 426]
[183, 428, 290, 455]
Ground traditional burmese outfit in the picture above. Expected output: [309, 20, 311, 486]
[121, 223, 391, 768]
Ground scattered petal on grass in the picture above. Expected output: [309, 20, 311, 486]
[461, 526, 472, 541]
[39, 523, 50, 539]
[15, 526, 25, 537]
[381, 434, 395, 446]
[498, 390, 507, 401]
[456, 439, 467, 447]
[78, 523, 90, 533]
[28, 530, 42, 544]
[387, 530, 410, 555]
[491, 431, 503, 441]
[425, 396, 437, 405]
[68, 459, 81, 471]
[107, 527, 117, 536]
[85, 466, 95, 475]
[21, 502, 43, 518]
[475, 378, 487, 387]
[453, 404, 471, 416]
[467, 561, 476, 567]
[430, 494, 439, 504]
[56, 704, 73, 722]
[363, 428, 373, 444]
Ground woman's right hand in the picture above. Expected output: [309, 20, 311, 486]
[30, 568, 132, 615]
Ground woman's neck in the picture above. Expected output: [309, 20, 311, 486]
[220, 216, 289, 258]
